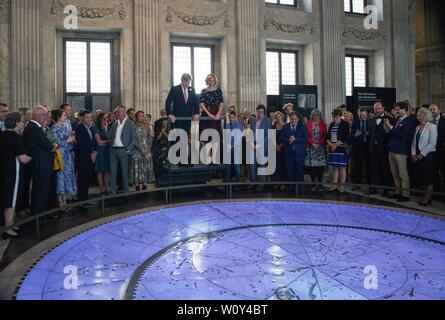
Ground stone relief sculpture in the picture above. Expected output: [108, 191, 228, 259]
[264, 19, 314, 35]
[50, 0, 127, 20]
[343, 26, 386, 41]
[165, 5, 230, 28]
[0, 0, 8, 14]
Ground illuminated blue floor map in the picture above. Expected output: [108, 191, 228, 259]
[16, 201, 445, 300]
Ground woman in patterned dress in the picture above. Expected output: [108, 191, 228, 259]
[200, 73, 225, 134]
[327, 109, 350, 194]
[154, 117, 170, 181]
[51, 109, 77, 213]
[200, 74, 225, 164]
[305, 109, 328, 192]
[130, 111, 155, 191]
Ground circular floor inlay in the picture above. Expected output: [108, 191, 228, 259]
[14, 201, 445, 300]
[131, 225, 445, 300]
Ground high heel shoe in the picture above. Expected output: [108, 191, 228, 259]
[418, 199, 432, 207]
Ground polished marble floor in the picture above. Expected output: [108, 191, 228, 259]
[13, 201, 445, 300]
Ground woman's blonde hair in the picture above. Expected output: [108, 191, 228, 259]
[274, 111, 284, 121]
[205, 73, 219, 86]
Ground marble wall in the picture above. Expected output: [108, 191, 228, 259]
[415, 0, 445, 107]
[0, 0, 420, 119]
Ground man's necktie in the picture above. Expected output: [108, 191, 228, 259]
[183, 87, 189, 104]
[361, 121, 366, 143]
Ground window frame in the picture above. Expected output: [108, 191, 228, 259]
[345, 54, 369, 97]
[265, 0, 298, 8]
[266, 49, 299, 96]
[63, 38, 114, 107]
[170, 43, 215, 91]
[344, 0, 368, 15]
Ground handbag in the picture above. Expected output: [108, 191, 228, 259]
[54, 148, 64, 172]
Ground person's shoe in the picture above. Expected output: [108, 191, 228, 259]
[63, 207, 73, 213]
[397, 196, 410, 203]
[17, 210, 30, 218]
[418, 200, 432, 207]
[51, 212, 60, 219]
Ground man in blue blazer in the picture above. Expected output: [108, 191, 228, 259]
[165, 73, 200, 134]
[75, 110, 97, 203]
[249, 105, 273, 183]
[385, 102, 415, 202]
[281, 112, 308, 192]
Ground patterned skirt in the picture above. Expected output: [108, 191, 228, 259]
[130, 154, 155, 185]
[328, 147, 348, 167]
[56, 149, 77, 196]
[305, 146, 327, 168]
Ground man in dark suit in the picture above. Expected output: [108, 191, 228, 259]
[165, 73, 200, 134]
[430, 104, 445, 191]
[281, 112, 308, 193]
[75, 110, 97, 204]
[385, 102, 415, 202]
[368, 101, 394, 196]
[22, 106, 57, 215]
[0, 103, 8, 132]
[224, 111, 243, 183]
[350, 107, 370, 187]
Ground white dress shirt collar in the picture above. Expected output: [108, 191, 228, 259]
[119, 117, 128, 126]
[30, 120, 42, 128]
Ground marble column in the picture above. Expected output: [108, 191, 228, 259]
[134, 0, 161, 117]
[0, 0, 10, 104]
[236, 0, 264, 110]
[10, 0, 41, 108]
[320, 0, 345, 119]
[391, 0, 416, 103]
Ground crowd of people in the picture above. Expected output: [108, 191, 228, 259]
[0, 73, 444, 239]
